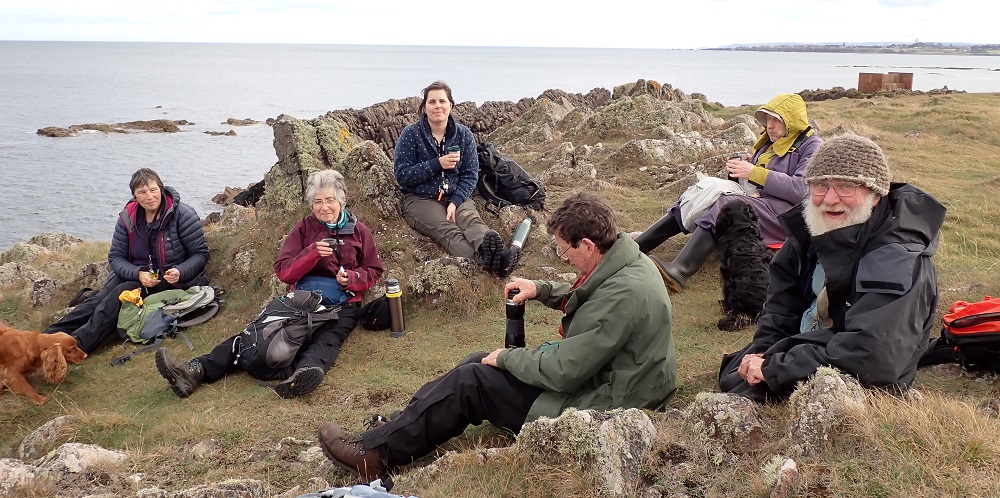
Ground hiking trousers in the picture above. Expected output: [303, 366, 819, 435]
[401, 194, 492, 262]
[44, 277, 167, 353]
[361, 352, 544, 467]
[198, 302, 359, 382]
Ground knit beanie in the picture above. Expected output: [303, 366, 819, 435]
[804, 133, 890, 196]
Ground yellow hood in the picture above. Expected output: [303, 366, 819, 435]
[753, 93, 813, 156]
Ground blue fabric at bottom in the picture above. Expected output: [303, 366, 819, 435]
[295, 275, 351, 305]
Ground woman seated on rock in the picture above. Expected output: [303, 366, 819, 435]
[394, 80, 516, 277]
[45, 168, 209, 354]
[155, 169, 384, 399]
[634, 93, 823, 292]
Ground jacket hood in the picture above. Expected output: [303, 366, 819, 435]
[753, 94, 814, 156]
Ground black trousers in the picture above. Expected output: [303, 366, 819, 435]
[361, 352, 544, 467]
[718, 343, 779, 403]
[45, 278, 172, 353]
[197, 302, 359, 382]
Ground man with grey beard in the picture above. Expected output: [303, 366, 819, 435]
[719, 133, 945, 402]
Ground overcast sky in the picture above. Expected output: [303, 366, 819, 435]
[0, 0, 992, 49]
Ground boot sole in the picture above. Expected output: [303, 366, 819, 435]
[479, 231, 503, 274]
[155, 349, 192, 398]
[273, 367, 324, 399]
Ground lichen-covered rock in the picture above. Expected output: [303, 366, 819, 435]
[75, 262, 112, 292]
[0, 458, 38, 495]
[34, 443, 127, 475]
[341, 140, 402, 221]
[712, 122, 760, 149]
[0, 242, 49, 265]
[173, 479, 267, 498]
[27, 232, 83, 250]
[17, 415, 77, 461]
[218, 203, 255, 231]
[272, 477, 331, 498]
[515, 408, 656, 497]
[32, 277, 58, 307]
[569, 95, 714, 141]
[0, 262, 46, 287]
[407, 257, 475, 296]
[487, 97, 576, 150]
[683, 392, 764, 465]
[786, 366, 866, 456]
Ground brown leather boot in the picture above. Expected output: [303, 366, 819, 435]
[318, 422, 387, 482]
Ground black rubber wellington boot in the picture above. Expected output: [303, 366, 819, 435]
[648, 227, 717, 293]
[634, 214, 684, 254]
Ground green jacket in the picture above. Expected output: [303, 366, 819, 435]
[496, 234, 677, 422]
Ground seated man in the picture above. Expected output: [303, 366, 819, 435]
[318, 192, 677, 481]
[720, 133, 945, 402]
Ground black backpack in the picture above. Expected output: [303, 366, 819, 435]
[235, 290, 341, 380]
[476, 142, 545, 213]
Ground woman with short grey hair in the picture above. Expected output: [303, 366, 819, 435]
[156, 168, 384, 400]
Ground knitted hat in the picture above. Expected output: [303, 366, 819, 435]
[804, 133, 890, 196]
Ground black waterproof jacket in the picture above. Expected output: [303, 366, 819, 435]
[751, 183, 945, 396]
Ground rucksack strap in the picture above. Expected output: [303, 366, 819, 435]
[108, 331, 195, 367]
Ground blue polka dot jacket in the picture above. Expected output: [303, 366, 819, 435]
[393, 114, 479, 207]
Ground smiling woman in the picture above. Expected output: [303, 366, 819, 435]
[42, 168, 210, 354]
[392, 80, 517, 277]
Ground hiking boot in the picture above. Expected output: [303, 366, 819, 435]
[272, 366, 324, 399]
[496, 247, 521, 278]
[318, 422, 387, 482]
[477, 230, 503, 274]
[155, 348, 203, 398]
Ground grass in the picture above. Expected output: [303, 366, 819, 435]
[3, 92, 1000, 497]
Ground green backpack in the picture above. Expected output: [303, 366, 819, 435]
[111, 286, 221, 366]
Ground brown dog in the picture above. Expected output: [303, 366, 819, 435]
[0, 323, 87, 404]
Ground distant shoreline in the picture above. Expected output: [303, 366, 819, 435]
[706, 43, 1000, 57]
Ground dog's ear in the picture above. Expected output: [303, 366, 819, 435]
[41, 343, 69, 384]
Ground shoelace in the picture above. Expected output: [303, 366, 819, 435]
[363, 414, 388, 431]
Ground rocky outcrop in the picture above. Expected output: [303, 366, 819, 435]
[322, 88, 610, 157]
[36, 120, 191, 137]
[398, 408, 655, 497]
[683, 392, 765, 465]
[223, 117, 259, 126]
[786, 367, 866, 456]
[204, 129, 236, 136]
[18, 416, 78, 461]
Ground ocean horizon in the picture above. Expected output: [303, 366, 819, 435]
[2, 41, 999, 250]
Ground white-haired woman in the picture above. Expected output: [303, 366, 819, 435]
[156, 170, 384, 399]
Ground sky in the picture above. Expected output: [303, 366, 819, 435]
[0, 0, 993, 49]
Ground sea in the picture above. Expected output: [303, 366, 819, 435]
[2, 41, 999, 251]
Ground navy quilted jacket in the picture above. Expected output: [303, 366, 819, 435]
[108, 186, 209, 289]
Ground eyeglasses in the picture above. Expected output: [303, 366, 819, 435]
[555, 242, 573, 259]
[808, 181, 861, 197]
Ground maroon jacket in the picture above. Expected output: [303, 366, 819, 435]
[273, 212, 383, 303]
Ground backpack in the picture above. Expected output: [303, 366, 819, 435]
[358, 295, 391, 331]
[110, 286, 222, 366]
[234, 289, 341, 380]
[919, 296, 1000, 371]
[476, 142, 545, 214]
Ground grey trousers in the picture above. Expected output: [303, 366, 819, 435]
[402, 194, 492, 262]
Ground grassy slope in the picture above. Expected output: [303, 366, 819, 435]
[2, 93, 1000, 497]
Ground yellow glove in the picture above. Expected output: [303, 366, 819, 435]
[119, 288, 144, 307]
